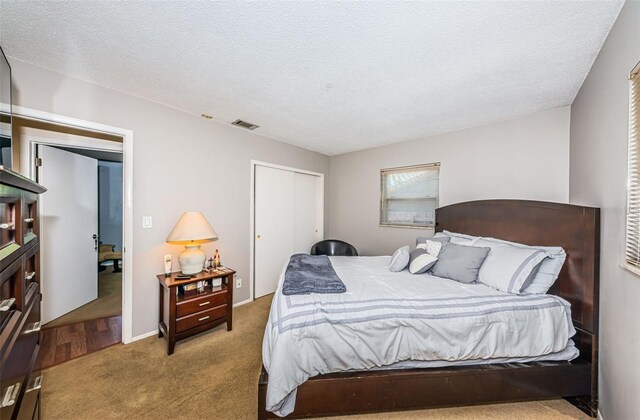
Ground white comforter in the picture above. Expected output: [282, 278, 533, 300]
[262, 256, 576, 417]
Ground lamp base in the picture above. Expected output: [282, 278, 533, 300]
[178, 244, 205, 275]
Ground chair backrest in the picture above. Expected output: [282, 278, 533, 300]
[310, 239, 358, 256]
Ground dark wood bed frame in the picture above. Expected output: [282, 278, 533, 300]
[258, 200, 600, 418]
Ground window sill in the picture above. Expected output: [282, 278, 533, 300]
[620, 261, 640, 278]
[379, 224, 435, 231]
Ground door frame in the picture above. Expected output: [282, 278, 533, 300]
[249, 160, 324, 302]
[13, 105, 135, 344]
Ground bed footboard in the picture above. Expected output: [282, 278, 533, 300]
[257, 359, 594, 419]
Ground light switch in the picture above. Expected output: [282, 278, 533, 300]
[142, 216, 153, 229]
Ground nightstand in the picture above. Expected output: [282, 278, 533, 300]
[157, 268, 235, 355]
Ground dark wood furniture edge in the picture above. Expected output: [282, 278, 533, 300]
[0, 283, 39, 366]
[258, 360, 591, 419]
[257, 199, 600, 418]
[0, 167, 44, 420]
[0, 166, 47, 194]
[0, 235, 38, 274]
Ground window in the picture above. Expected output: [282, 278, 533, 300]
[625, 61, 640, 268]
[380, 163, 440, 228]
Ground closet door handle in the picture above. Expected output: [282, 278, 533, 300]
[1, 383, 21, 408]
[0, 298, 15, 312]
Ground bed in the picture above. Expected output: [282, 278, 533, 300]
[257, 200, 600, 418]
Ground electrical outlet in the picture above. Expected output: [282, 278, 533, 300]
[236, 277, 242, 288]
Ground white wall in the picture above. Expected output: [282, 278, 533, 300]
[98, 161, 123, 251]
[9, 59, 330, 337]
[329, 107, 571, 256]
[569, 2, 640, 419]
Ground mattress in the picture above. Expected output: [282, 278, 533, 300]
[262, 256, 578, 417]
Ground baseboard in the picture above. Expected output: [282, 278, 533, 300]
[234, 298, 253, 308]
[597, 409, 603, 420]
[131, 330, 158, 342]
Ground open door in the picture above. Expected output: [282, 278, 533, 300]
[38, 145, 99, 324]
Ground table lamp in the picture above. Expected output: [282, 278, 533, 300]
[166, 211, 218, 275]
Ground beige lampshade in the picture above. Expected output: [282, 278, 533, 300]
[166, 211, 218, 244]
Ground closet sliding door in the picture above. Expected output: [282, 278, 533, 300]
[254, 166, 295, 299]
[254, 165, 323, 299]
[294, 172, 322, 253]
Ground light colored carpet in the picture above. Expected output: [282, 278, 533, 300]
[44, 268, 122, 328]
[42, 296, 588, 419]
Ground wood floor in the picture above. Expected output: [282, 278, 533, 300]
[45, 269, 122, 328]
[40, 315, 122, 369]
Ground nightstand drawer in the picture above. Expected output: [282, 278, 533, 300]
[176, 290, 227, 318]
[176, 305, 227, 333]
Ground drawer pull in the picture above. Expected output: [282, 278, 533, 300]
[0, 298, 15, 312]
[0, 222, 15, 230]
[24, 321, 42, 334]
[26, 271, 36, 281]
[24, 218, 34, 223]
[198, 301, 210, 307]
[198, 316, 210, 322]
[1, 383, 20, 408]
[26, 376, 42, 392]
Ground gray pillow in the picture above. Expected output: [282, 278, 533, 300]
[416, 236, 451, 246]
[389, 246, 410, 272]
[430, 242, 491, 283]
[408, 249, 438, 274]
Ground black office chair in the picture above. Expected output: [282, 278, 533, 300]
[310, 239, 358, 256]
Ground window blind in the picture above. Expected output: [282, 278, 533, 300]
[380, 163, 440, 228]
[625, 61, 640, 268]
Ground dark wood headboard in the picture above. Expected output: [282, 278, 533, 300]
[435, 200, 600, 337]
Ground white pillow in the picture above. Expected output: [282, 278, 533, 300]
[416, 241, 441, 255]
[440, 230, 479, 246]
[424, 240, 444, 256]
[408, 249, 438, 274]
[474, 238, 550, 294]
[477, 236, 566, 294]
[389, 246, 411, 272]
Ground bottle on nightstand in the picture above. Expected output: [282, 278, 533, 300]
[214, 249, 221, 268]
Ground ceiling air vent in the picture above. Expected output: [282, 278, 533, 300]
[231, 119, 259, 130]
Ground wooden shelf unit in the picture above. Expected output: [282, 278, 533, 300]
[0, 167, 46, 420]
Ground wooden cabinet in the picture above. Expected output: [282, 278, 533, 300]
[0, 167, 46, 420]
[157, 269, 235, 355]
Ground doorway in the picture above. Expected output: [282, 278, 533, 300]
[251, 161, 324, 300]
[12, 107, 134, 345]
[18, 127, 125, 367]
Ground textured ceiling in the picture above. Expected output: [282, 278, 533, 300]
[0, 1, 624, 155]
